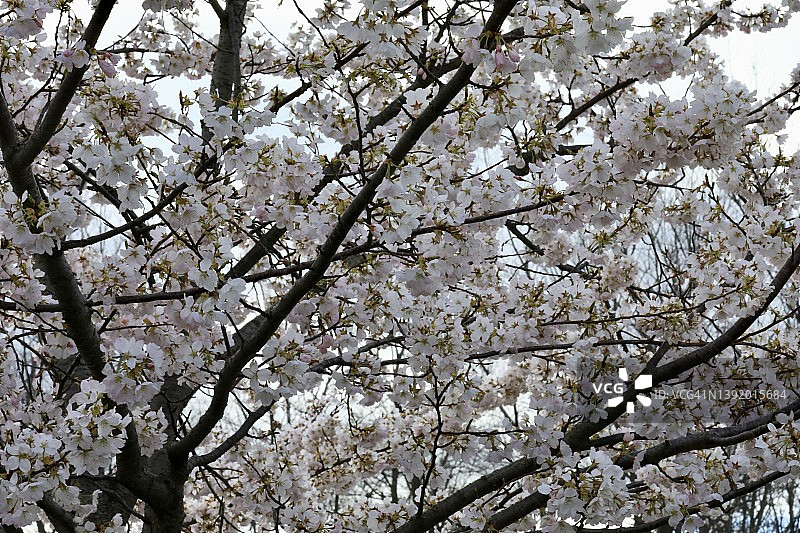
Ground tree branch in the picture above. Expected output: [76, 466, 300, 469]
[576, 471, 786, 533]
[38, 496, 76, 533]
[653, 244, 800, 384]
[188, 403, 272, 467]
[395, 244, 800, 531]
[167, 0, 522, 465]
[10, 0, 118, 170]
[484, 397, 800, 530]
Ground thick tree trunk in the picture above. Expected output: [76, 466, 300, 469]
[140, 453, 188, 533]
[140, 377, 192, 530]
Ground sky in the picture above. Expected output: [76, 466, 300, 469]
[620, 0, 800, 149]
[79, 0, 800, 89]
[620, 0, 800, 96]
[66, 0, 800, 153]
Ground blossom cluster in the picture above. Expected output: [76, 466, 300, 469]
[2, 0, 800, 531]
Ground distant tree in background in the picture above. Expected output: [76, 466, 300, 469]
[2, 0, 800, 531]
[698, 477, 800, 532]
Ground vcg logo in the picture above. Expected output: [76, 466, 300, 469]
[592, 368, 652, 414]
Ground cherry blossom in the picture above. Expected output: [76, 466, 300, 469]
[1, 0, 800, 531]
[58, 40, 90, 71]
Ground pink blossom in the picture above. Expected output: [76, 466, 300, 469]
[97, 52, 120, 77]
[98, 58, 117, 77]
[58, 40, 89, 70]
[493, 44, 516, 74]
[493, 44, 507, 68]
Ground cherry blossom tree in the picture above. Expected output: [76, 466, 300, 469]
[2, 0, 800, 531]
